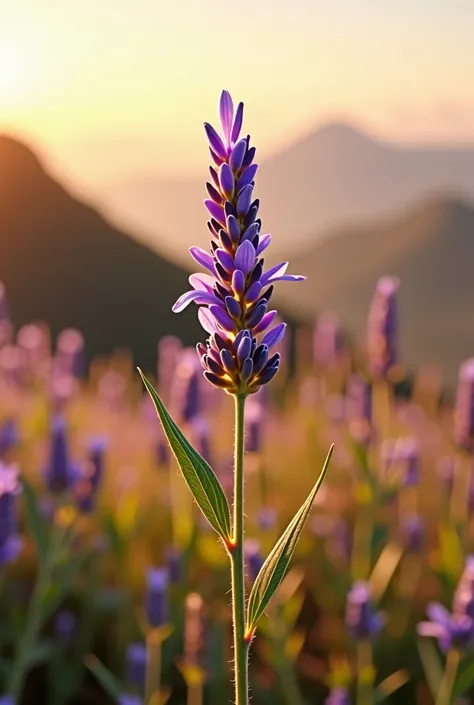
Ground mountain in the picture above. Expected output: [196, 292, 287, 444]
[98, 122, 474, 263]
[0, 135, 200, 371]
[284, 197, 474, 385]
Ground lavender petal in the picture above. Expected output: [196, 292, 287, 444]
[261, 323, 287, 349]
[204, 122, 227, 159]
[235, 241, 256, 276]
[204, 199, 225, 225]
[229, 139, 247, 171]
[236, 185, 253, 218]
[209, 305, 236, 332]
[219, 90, 234, 145]
[231, 102, 244, 144]
[189, 247, 216, 275]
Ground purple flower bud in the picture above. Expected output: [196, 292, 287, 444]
[225, 297, 241, 319]
[236, 185, 253, 218]
[204, 122, 227, 160]
[241, 222, 259, 243]
[237, 336, 252, 363]
[261, 323, 286, 350]
[231, 102, 244, 144]
[220, 349, 235, 375]
[232, 270, 246, 295]
[346, 582, 384, 641]
[241, 358, 254, 382]
[246, 301, 267, 329]
[253, 345, 269, 376]
[204, 199, 225, 225]
[242, 146, 256, 169]
[145, 568, 169, 628]
[215, 249, 235, 273]
[253, 310, 277, 335]
[206, 185, 222, 209]
[229, 139, 247, 171]
[219, 90, 234, 145]
[237, 164, 258, 190]
[226, 214, 241, 243]
[219, 163, 235, 199]
[125, 643, 147, 688]
[204, 372, 233, 389]
[235, 241, 256, 276]
[209, 166, 219, 187]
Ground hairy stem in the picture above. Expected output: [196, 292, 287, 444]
[231, 394, 249, 705]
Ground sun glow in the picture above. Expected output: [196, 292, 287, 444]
[0, 40, 33, 106]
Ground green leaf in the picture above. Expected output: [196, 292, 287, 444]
[84, 654, 122, 700]
[453, 660, 474, 698]
[138, 370, 231, 541]
[246, 445, 333, 632]
[21, 477, 49, 564]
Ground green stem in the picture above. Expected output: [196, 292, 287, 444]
[435, 649, 460, 705]
[356, 639, 374, 705]
[8, 562, 51, 700]
[231, 394, 249, 705]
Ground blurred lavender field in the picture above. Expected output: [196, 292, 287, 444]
[1, 272, 474, 705]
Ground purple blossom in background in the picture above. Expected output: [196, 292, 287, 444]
[145, 567, 169, 628]
[157, 335, 182, 405]
[453, 359, 474, 453]
[245, 396, 264, 453]
[325, 687, 351, 705]
[55, 328, 85, 378]
[397, 437, 420, 486]
[417, 603, 474, 653]
[191, 416, 213, 466]
[0, 463, 22, 566]
[0, 418, 19, 459]
[244, 539, 264, 583]
[74, 436, 107, 513]
[156, 436, 169, 467]
[170, 349, 202, 424]
[258, 507, 277, 532]
[367, 276, 399, 378]
[44, 417, 78, 494]
[400, 515, 424, 552]
[172, 90, 304, 394]
[54, 610, 77, 644]
[346, 582, 385, 642]
[17, 323, 51, 380]
[165, 545, 182, 584]
[0, 697, 15, 705]
[118, 696, 142, 705]
[125, 643, 147, 688]
[313, 312, 341, 368]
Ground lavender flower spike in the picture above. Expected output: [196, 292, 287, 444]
[172, 90, 305, 394]
[0, 462, 22, 566]
[345, 581, 385, 642]
[417, 602, 474, 653]
[367, 276, 399, 378]
[145, 567, 169, 628]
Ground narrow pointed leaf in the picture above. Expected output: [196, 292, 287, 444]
[246, 446, 333, 632]
[84, 654, 122, 700]
[138, 370, 231, 541]
[21, 477, 49, 564]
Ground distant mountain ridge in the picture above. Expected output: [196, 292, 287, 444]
[98, 121, 474, 263]
[0, 135, 200, 371]
[284, 196, 474, 385]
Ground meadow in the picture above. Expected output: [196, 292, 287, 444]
[0, 274, 473, 705]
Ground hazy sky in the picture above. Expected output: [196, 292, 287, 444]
[1, 0, 473, 186]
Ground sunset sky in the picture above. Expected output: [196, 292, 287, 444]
[1, 0, 473, 187]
